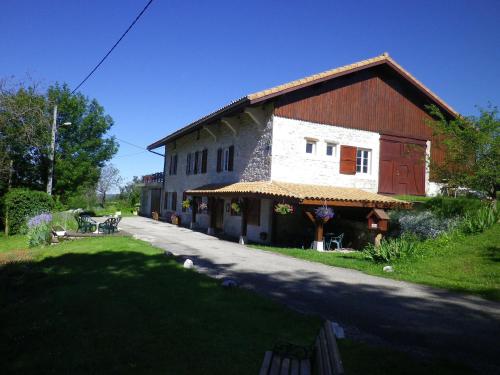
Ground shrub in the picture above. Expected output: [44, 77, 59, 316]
[26, 213, 52, 247]
[393, 210, 459, 239]
[4, 189, 54, 235]
[363, 234, 420, 263]
[424, 196, 486, 218]
[460, 204, 499, 234]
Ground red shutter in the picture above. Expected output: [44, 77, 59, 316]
[201, 149, 208, 173]
[340, 145, 357, 175]
[216, 148, 222, 172]
[228, 145, 234, 171]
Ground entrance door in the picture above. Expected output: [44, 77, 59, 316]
[214, 199, 225, 230]
[379, 135, 426, 195]
[151, 189, 161, 214]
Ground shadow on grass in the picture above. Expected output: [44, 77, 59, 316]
[1, 247, 497, 374]
[0, 251, 319, 375]
[485, 245, 500, 263]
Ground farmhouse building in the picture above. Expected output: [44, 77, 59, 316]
[144, 53, 456, 248]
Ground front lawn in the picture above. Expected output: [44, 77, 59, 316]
[252, 224, 500, 301]
[0, 236, 474, 374]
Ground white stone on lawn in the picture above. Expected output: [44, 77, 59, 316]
[383, 265, 394, 272]
[183, 259, 194, 269]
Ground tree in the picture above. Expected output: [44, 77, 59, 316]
[427, 104, 499, 200]
[119, 176, 141, 206]
[48, 84, 118, 200]
[0, 79, 119, 203]
[97, 164, 122, 207]
[0, 78, 51, 194]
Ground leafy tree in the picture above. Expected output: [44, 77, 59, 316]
[97, 164, 122, 207]
[0, 79, 50, 194]
[119, 176, 141, 206]
[427, 104, 499, 200]
[48, 84, 118, 200]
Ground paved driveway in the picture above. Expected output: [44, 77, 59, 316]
[120, 216, 500, 373]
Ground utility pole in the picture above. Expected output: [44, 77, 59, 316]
[46, 104, 58, 195]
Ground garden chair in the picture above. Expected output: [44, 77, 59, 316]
[98, 217, 119, 234]
[326, 233, 344, 250]
[76, 215, 97, 233]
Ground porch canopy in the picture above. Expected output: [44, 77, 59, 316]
[185, 180, 410, 209]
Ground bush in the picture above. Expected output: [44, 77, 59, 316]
[460, 204, 499, 234]
[26, 213, 52, 247]
[363, 234, 420, 263]
[4, 189, 54, 235]
[424, 196, 486, 218]
[392, 210, 459, 239]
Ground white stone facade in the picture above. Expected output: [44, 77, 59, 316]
[271, 116, 381, 192]
[161, 111, 273, 242]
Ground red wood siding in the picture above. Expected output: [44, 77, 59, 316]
[274, 65, 446, 172]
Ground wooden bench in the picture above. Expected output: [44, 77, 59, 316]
[259, 321, 344, 375]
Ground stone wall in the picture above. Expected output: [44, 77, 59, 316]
[271, 116, 381, 192]
[161, 110, 273, 241]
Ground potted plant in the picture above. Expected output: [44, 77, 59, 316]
[182, 199, 192, 210]
[198, 202, 208, 212]
[314, 206, 335, 222]
[274, 203, 294, 215]
[231, 201, 241, 214]
[171, 213, 179, 225]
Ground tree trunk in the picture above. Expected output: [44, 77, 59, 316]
[101, 192, 106, 207]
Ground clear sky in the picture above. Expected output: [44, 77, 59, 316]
[1, 0, 499, 185]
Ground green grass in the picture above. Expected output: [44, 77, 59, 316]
[252, 224, 500, 301]
[0, 235, 474, 374]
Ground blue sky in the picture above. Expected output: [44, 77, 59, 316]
[1, 0, 499, 185]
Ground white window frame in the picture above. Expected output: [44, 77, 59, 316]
[325, 142, 337, 157]
[305, 139, 317, 155]
[356, 148, 371, 174]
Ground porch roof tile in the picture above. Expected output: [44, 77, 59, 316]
[185, 181, 410, 208]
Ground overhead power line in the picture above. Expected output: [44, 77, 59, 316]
[115, 137, 164, 157]
[71, 0, 155, 94]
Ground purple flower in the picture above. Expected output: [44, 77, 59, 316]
[27, 213, 52, 228]
[314, 206, 334, 220]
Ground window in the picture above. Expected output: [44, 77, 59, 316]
[194, 151, 199, 174]
[201, 149, 208, 173]
[169, 154, 177, 175]
[356, 149, 370, 174]
[218, 146, 234, 172]
[305, 140, 316, 154]
[230, 198, 240, 216]
[326, 143, 336, 157]
[217, 148, 223, 172]
[171, 192, 177, 211]
[224, 148, 230, 170]
[186, 153, 192, 175]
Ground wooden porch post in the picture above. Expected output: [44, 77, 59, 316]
[305, 211, 325, 251]
[207, 197, 216, 235]
[239, 198, 248, 245]
[190, 198, 197, 229]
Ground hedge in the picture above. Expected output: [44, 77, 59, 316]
[4, 188, 54, 235]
